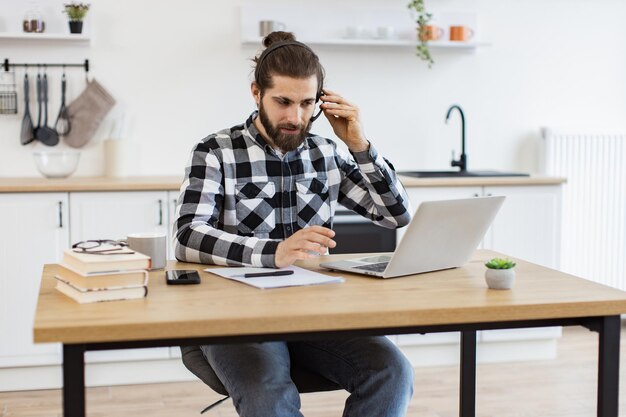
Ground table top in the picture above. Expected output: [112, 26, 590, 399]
[33, 250, 626, 344]
[0, 175, 565, 193]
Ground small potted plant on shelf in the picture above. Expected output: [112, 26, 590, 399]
[407, 0, 434, 68]
[484, 258, 517, 290]
[63, 2, 90, 34]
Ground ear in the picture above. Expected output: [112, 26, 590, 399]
[251, 82, 261, 106]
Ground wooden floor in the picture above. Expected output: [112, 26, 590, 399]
[2, 324, 626, 417]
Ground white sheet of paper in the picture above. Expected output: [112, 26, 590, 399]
[203, 265, 344, 289]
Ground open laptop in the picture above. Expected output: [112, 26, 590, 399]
[320, 196, 505, 278]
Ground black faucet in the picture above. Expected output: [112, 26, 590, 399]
[445, 104, 467, 172]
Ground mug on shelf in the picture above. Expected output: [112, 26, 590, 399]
[345, 25, 366, 39]
[377, 26, 395, 40]
[449, 25, 474, 42]
[419, 25, 444, 41]
[259, 20, 286, 37]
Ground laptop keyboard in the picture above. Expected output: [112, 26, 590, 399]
[353, 262, 389, 273]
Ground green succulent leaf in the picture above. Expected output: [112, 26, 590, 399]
[485, 258, 517, 269]
[63, 2, 90, 21]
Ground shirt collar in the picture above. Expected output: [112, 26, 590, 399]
[245, 111, 311, 155]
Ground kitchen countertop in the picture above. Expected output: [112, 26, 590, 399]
[0, 175, 566, 193]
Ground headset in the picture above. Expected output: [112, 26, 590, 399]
[255, 40, 325, 122]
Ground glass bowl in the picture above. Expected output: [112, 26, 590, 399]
[33, 151, 80, 178]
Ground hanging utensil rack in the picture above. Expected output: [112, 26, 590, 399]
[3, 58, 89, 73]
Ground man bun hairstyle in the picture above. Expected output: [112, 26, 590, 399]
[253, 31, 325, 99]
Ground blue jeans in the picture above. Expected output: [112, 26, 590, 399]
[200, 336, 414, 417]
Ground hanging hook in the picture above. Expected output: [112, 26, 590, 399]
[84, 59, 90, 83]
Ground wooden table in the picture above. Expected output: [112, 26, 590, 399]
[34, 250, 626, 417]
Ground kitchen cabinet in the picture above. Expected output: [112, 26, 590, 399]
[403, 185, 562, 268]
[167, 191, 179, 260]
[69, 191, 169, 243]
[482, 185, 561, 269]
[397, 184, 562, 361]
[0, 193, 68, 368]
[0, 178, 564, 389]
[69, 191, 171, 364]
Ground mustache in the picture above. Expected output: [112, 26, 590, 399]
[277, 123, 303, 130]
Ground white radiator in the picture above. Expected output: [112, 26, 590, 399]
[542, 128, 626, 289]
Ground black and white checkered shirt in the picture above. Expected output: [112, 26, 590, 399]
[173, 111, 411, 268]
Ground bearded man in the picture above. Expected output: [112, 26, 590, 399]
[173, 31, 414, 417]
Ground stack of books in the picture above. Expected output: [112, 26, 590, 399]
[54, 248, 151, 304]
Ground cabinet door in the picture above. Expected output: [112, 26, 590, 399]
[0, 193, 68, 367]
[69, 191, 171, 363]
[482, 185, 561, 269]
[481, 185, 562, 344]
[395, 187, 481, 348]
[401, 186, 482, 242]
[70, 191, 169, 243]
[167, 191, 179, 261]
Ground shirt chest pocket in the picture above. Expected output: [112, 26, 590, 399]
[295, 177, 331, 228]
[235, 182, 277, 235]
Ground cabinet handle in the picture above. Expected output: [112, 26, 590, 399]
[473, 193, 480, 198]
[486, 193, 493, 197]
[58, 201, 63, 228]
[158, 199, 163, 226]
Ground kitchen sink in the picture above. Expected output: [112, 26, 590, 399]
[399, 170, 530, 178]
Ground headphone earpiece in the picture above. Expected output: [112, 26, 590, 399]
[311, 90, 324, 122]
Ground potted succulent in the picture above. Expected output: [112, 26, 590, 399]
[63, 2, 90, 34]
[407, 0, 434, 68]
[484, 258, 516, 290]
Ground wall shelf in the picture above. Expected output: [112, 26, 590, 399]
[240, 3, 488, 53]
[242, 37, 490, 50]
[0, 32, 90, 43]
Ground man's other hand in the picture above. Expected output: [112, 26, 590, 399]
[275, 226, 337, 268]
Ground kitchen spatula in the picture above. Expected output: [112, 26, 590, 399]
[20, 73, 35, 145]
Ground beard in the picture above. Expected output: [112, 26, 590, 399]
[258, 102, 312, 153]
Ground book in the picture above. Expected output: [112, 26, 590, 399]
[55, 264, 148, 290]
[62, 247, 151, 275]
[54, 277, 148, 304]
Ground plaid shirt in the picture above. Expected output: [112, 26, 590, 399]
[173, 111, 411, 268]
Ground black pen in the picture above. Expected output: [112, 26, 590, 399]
[243, 270, 294, 278]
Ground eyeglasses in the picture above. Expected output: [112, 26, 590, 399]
[72, 239, 135, 255]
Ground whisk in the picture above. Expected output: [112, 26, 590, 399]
[0, 70, 18, 115]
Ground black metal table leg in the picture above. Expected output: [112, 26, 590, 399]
[63, 344, 86, 417]
[460, 330, 477, 417]
[597, 315, 620, 417]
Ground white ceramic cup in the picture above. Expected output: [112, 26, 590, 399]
[259, 20, 286, 37]
[377, 26, 395, 39]
[127, 233, 167, 270]
[346, 25, 366, 39]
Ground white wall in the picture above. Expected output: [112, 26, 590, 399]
[0, 0, 625, 178]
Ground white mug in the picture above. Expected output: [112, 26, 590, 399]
[377, 26, 395, 39]
[259, 20, 286, 37]
[127, 233, 167, 270]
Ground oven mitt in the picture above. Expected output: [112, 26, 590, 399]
[64, 79, 116, 148]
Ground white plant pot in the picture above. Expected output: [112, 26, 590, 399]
[485, 268, 516, 290]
